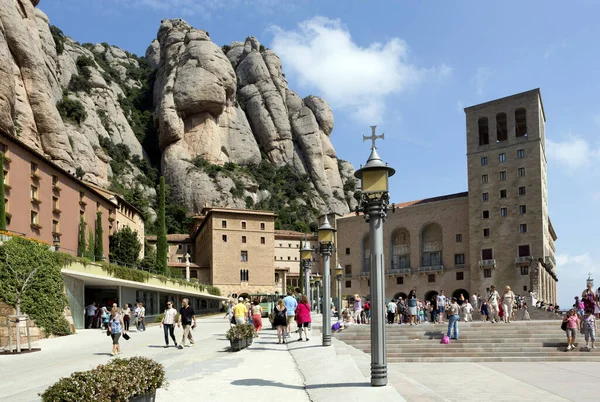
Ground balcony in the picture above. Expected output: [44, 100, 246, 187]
[479, 259, 496, 268]
[545, 255, 556, 268]
[359, 271, 370, 278]
[387, 267, 412, 275]
[416, 265, 443, 273]
[515, 256, 534, 266]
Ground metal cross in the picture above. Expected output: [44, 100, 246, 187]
[363, 125, 385, 148]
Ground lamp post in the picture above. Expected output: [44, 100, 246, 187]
[310, 276, 315, 310]
[185, 253, 191, 282]
[318, 215, 336, 346]
[335, 262, 343, 318]
[301, 241, 313, 297]
[354, 125, 395, 387]
[314, 273, 321, 314]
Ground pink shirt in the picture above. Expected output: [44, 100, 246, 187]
[566, 315, 579, 329]
[296, 302, 312, 324]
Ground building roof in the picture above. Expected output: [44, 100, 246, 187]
[85, 181, 145, 217]
[463, 88, 545, 121]
[274, 230, 316, 240]
[0, 130, 114, 206]
[145, 234, 191, 242]
[341, 191, 469, 218]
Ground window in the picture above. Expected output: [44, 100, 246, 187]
[187, 245, 192, 253]
[422, 251, 441, 267]
[518, 245, 531, 257]
[519, 186, 526, 196]
[520, 224, 527, 233]
[222, 235, 227, 242]
[52, 220, 59, 233]
[501, 208, 507, 217]
[483, 268, 492, 278]
[499, 171, 506, 180]
[177, 257, 183, 263]
[178, 244, 183, 250]
[499, 153, 506, 162]
[52, 196, 59, 210]
[455, 254, 465, 264]
[500, 189, 507, 199]
[240, 269, 249, 282]
[519, 205, 526, 214]
[288, 243, 292, 248]
[478, 117, 489, 145]
[30, 162, 38, 173]
[456, 234, 462, 242]
[483, 228, 490, 237]
[481, 248, 493, 260]
[241, 221, 246, 229]
[222, 220, 227, 228]
[482, 210, 489, 219]
[523, 286, 528, 292]
[30, 210, 38, 225]
[481, 174, 488, 183]
[52, 175, 59, 186]
[520, 266, 529, 275]
[345, 247, 350, 255]
[517, 149, 525, 159]
[482, 193, 488, 202]
[3, 170, 8, 186]
[481, 157, 488, 166]
[456, 272, 464, 281]
[518, 167, 526, 177]
[367, 280, 370, 286]
[260, 237, 265, 244]
[79, 191, 84, 200]
[496, 112, 507, 142]
[515, 108, 527, 137]
[345, 280, 352, 288]
[242, 236, 247, 244]
[428, 274, 436, 283]
[30, 185, 38, 200]
[345, 264, 352, 275]
[240, 251, 248, 262]
[260, 222, 265, 230]
[287, 256, 291, 260]
[396, 277, 403, 285]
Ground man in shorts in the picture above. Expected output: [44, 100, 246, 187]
[437, 290, 447, 324]
[283, 291, 298, 337]
[233, 297, 247, 325]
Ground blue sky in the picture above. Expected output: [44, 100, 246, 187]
[41, 1, 600, 308]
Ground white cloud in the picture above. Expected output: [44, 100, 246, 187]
[474, 67, 492, 96]
[544, 40, 567, 59]
[546, 136, 600, 170]
[270, 17, 450, 124]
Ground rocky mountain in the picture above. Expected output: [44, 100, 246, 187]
[0, 1, 357, 232]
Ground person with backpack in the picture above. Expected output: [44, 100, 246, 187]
[397, 298, 406, 324]
[273, 299, 288, 344]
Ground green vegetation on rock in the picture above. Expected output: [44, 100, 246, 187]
[56, 96, 87, 125]
[156, 177, 168, 274]
[49, 25, 65, 55]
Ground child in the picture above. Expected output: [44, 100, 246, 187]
[480, 300, 489, 322]
[583, 309, 597, 350]
[563, 309, 580, 351]
[522, 303, 531, 321]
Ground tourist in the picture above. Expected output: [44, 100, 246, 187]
[85, 302, 97, 329]
[273, 299, 288, 344]
[296, 295, 311, 341]
[122, 304, 131, 332]
[430, 296, 438, 324]
[225, 300, 234, 321]
[458, 293, 465, 306]
[582, 308, 597, 350]
[418, 301, 425, 324]
[563, 309, 580, 351]
[446, 297, 460, 340]
[283, 291, 298, 337]
[437, 291, 447, 324]
[177, 298, 196, 349]
[530, 291, 538, 307]
[100, 306, 110, 330]
[251, 299, 263, 336]
[364, 298, 371, 324]
[160, 301, 178, 348]
[245, 299, 253, 325]
[461, 300, 474, 322]
[397, 298, 405, 324]
[582, 283, 596, 312]
[407, 290, 417, 326]
[387, 299, 397, 324]
[487, 285, 501, 323]
[480, 300, 489, 322]
[137, 302, 146, 332]
[133, 302, 140, 331]
[574, 296, 585, 317]
[501, 286, 515, 323]
[233, 297, 247, 325]
[353, 294, 362, 325]
[472, 294, 478, 310]
[107, 306, 125, 356]
[522, 303, 530, 320]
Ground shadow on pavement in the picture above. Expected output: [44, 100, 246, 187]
[93, 352, 113, 356]
[231, 378, 370, 389]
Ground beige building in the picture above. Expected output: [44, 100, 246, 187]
[145, 234, 201, 278]
[336, 89, 558, 304]
[274, 230, 320, 290]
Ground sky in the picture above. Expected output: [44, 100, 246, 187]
[40, 0, 600, 309]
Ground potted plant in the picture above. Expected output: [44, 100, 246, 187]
[243, 323, 255, 346]
[226, 325, 245, 351]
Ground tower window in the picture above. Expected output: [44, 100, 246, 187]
[482, 193, 488, 202]
[428, 274, 436, 283]
[345, 248, 350, 255]
[481, 157, 488, 166]
[517, 149, 525, 159]
[499, 171, 506, 180]
[518, 168, 526, 177]
[496, 112, 507, 142]
[242, 236, 247, 244]
[482, 210, 489, 219]
[501, 208, 507, 217]
[499, 153, 506, 162]
[222, 220, 227, 228]
[456, 272, 464, 281]
[518, 245, 531, 257]
[478, 117, 489, 145]
[481, 174, 488, 184]
[345, 281, 352, 288]
[519, 205, 526, 214]
[500, 189, 507, 198]
[520, 224, 528, 233]
[456, 234, 462, 242]
[483, 228, 490, 237]
[484, 269, 492, 278]
[396, 277, 403, 285]
[521, 266, 529, 275]
[519, 186, 526, 196]
[515, 108, 527, 137]
[455, 254, 465, 264]
[481, 248, 493, 260]
[241, 221, 247, 229]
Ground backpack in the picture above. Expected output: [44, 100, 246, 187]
[276, 308, 286, 319]
[365, 302, 370, 310]
[441, 335, 450, 344]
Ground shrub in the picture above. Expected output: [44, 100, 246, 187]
[39, 357, 166, 402]
[221, 44, 231, 54]
[56, 96, 87, 125]
[50, 25, 65, 55]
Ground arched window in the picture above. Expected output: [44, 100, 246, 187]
[515, 108, 527, 137]
[361, 233, 370, 272]
[478, 117, 489, 145]
[420, 223, 443, 267]
[390, 228, 410, 269]
[496, 112, 507, 142]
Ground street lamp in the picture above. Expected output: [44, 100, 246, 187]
[301, 241, 313, 297]
[309, 275, 316, 310]
[335, 262, 343, 319]
[314, 273, 321, 314]
[318, 215, 336, 346]
[354, 125, 395, 387]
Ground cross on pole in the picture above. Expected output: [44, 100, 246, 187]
[363, 125, 384, 149]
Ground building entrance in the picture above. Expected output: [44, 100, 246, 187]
[84, 287, 118, 329]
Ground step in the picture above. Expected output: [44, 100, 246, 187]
[387, 355, 600, 363]
[336, 335, 566, 341]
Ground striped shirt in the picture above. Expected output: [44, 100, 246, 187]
[162, 308, 177, 325]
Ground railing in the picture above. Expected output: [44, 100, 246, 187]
[545, 255, 556, 268]
[454, 264, 465, 269]
[390, 262, 410, 271]
[359, 271, 370, 278]
[387, 267, 412, 275]
[515, 256, 534, 265]
[416, 265, 443, 273]
[479, 259, 496, 267]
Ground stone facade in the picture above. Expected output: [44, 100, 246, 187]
[274, 230, 320, 290]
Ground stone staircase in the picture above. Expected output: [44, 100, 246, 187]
[334, 320, 600, 362]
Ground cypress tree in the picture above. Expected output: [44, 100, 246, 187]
[95, 211, 104, 260]
[156, 176, 168, 274]
[0, 153, 6, 230]
[78, 216, 86, 257]
[87, 229, 94, 260]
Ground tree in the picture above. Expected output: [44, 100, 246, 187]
[0, 153, 6, 230]
[95, 212, 104, 260]
[156, 176, 167, 274]
[87, 229, 94, 260]
[109, 226, 142, 266]
[78, 217, 86, 257]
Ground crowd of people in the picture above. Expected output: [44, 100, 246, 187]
[562, 282, 600, 351]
